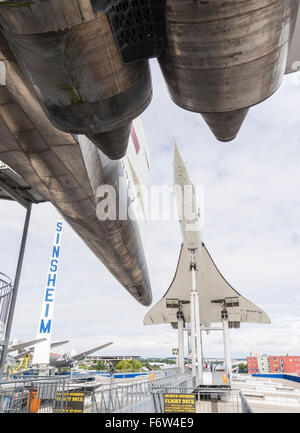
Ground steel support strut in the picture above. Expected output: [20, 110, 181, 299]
[177, 306, 185, 374]
[222, 306, 232, 382]
[0, 202, 32, 375]
[189, 249, 203, 384]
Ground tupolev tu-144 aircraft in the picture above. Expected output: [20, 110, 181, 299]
[0, 34, 152, 306]
[0, 1, 300, 307]
[0, 0, 299, 152]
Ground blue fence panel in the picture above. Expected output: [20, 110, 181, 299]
[252, 373, 300, 383]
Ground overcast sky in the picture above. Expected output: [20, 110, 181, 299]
[1, 60, 300, 360]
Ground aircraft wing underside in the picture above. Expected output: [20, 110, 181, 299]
[7, 338, 46, 353]
[144, 244, 271, 328]
[72, 342, 113, 361]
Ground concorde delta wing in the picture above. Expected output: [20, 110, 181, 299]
[144, 244, 271, 328]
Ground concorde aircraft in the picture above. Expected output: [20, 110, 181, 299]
[144, 144, 271, 329]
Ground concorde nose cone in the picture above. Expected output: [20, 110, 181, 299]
[173, 142, 184, 167]
[88, 122, 132, 160]
[173, 142, 191, 187]
[201, 108, 249, 142]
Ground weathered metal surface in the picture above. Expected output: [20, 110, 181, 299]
[0, 5, 152, 159]
[158, 0, 299, 140]
[201, 109, 250, 143]
[0, 36, 152, 306]
[0, 0, 96, 34]
[88, 123, 132, 160]
[104, 0, 167, 63]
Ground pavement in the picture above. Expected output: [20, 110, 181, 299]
[232, 374, 300, 413]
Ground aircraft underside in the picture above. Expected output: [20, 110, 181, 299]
[0, 0, 299, 306]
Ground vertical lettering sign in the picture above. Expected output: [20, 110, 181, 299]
[32, 220, 63, 365]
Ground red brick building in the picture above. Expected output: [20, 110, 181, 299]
[247, 354, 300, 375]
[247, 356, 258, 374]
[269, 356, 283, 373]
[282, 356, 300, 376]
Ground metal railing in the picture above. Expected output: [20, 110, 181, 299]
[0, 273, 13, 346]
[0, 374, 101, 413]
[0, 371, 253, 414]
[240, 389, 253, 413]
[152, 386, 252, 413]
[88, 380, 152, 413]
[0, 370, 178, 414]
[0, 376, 66, 413]
[87, 368, 183, 413]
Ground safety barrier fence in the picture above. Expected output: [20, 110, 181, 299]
[152, 386, 252, 414]
[0, 369, 180, 413]
[88, 380, 152, 413]
[0, 375, 100, 413]
[1, 376, 67, 413]
[252, 373, 300, 384]
[0, 273, 13, 346]
[1, 367, 180, 380]
[87, 367, 185, 413]
[0, 370, 252, 414]
[239, 390, 253, 413]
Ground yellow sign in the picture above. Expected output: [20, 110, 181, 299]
[222, 373, 228, 384]
[55, 391, 85, 413]
[164, 393, 196, 413]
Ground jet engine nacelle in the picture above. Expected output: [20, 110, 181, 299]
[158, 0, 299, 142]
[0, 2, 152, 160]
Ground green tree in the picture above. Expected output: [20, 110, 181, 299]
[115, 360, 142, 371]
[88, 360, 107, 371]
[238, 362, 248, 373]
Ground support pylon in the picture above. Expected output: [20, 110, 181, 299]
[222, 306, 232, 382]
[189, 249, 203, 384]
[177, 307, 185, 374]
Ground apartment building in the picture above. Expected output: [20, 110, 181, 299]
[247, 354, 300, 375]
